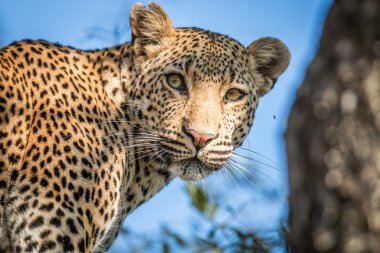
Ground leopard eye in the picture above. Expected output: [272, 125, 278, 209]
[225, 88, 246, 102]
[166, 73, 187, 93]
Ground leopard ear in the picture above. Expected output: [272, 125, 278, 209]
[247, 37, 290, 96]
[130, 3, 175, 60]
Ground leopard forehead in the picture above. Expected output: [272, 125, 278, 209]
[144, 28, 251, 80]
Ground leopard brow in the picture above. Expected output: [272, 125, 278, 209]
[229, 68, 236, 83]
[183, 58, 194, 73]
[228, 69, 249, 92]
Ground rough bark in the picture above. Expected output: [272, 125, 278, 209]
[286, 0, 380, 252]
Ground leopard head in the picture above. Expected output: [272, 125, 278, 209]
[124, 3, 290, 181]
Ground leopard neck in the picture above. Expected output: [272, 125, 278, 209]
[100, 43, 134, 107]
[99, 43, 172, 216]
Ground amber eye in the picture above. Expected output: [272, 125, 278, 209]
[166, 73, 187, 93]
[225, 88, 246, 102]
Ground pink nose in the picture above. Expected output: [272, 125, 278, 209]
[186, 129, 217, 149]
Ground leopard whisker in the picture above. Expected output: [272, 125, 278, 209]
[106, 137, 165, 147]
[101, 138, 161, 148]
[145, 149, 163, 164]
[126, 146, 158, 157]
[226, 159, 261, 189]
[63, 116, 165, 142]
[231, 151, 283, 173]
[127, 146, 169, 167]
[233, 146, 283, 170]
[145, 148, 168, 165]
[219, 163, 231, 187]
[227, 156, 253, 175]
[157, 153, 170, 169]
[200, 179, 207, 198]
[102, 133, 164, 143]
[223, 162, 239, 186]
[132, 136, 166, 142]
[154, 153, 166, 169]
[225, 162, 248, 190]
[126, 150, 159, 166]
[122, 144, 161, 150]
[227, 160, 251, 181]
[100, 141, 160, 160]
[228, 156, 282, 186]
[100, 124, 177, 147]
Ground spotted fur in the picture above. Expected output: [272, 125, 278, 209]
[0, 3, 290, 252]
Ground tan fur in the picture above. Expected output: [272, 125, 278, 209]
[0, 3, 290, 252]
[247, 37, 291, 96]
[187, 82, 221, 136]
[130, 3, 176, 59]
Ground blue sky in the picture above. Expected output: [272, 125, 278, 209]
[0, 1, 332, 252]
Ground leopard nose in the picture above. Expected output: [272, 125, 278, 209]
[186, 128, 217, 149]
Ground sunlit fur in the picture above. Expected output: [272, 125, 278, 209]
[0, 3, 289, 252]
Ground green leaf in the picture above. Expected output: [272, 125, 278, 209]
[186, 183, 208, 213]
[162, 242, 170, 253]
[208, 203, 218, 220]
[171, 232, 187, 247]
[163, 227, 187, 247]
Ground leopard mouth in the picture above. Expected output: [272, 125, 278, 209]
[150, 133, 229, 180]
[168, 157, 210, 181]
[167, 155, 228, 181]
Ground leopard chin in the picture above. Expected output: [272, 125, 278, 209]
[168, 158, 213, 181]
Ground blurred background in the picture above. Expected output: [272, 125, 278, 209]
[0, 1, 332, 252]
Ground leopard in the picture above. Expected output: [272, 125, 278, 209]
[0, 2, 290, 252]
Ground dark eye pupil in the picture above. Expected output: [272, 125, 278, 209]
[167, 74, 187, 94]
[172, 78, 180, 86]
[226, 88, 244, 101]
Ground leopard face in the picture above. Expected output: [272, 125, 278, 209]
[125, 4, 290, 181]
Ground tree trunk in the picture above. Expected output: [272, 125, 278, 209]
[286, 0, 380, 252]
